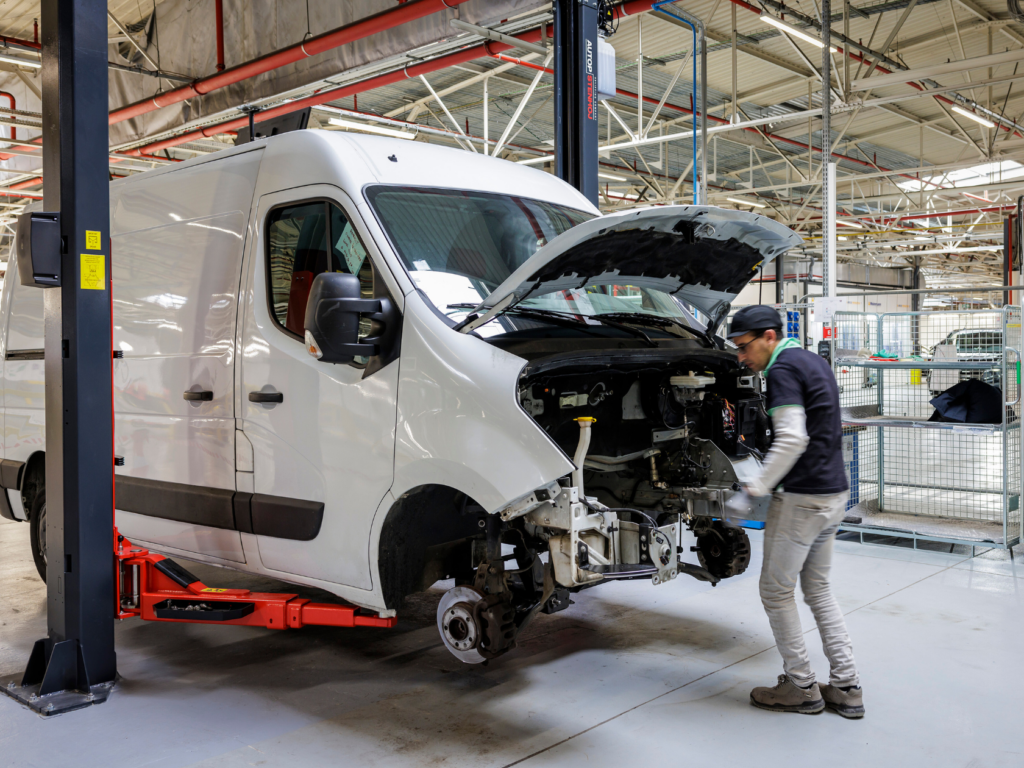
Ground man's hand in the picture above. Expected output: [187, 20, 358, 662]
[724, 488, 753, 520]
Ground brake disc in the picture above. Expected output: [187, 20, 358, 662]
[436, 585, 487, 664]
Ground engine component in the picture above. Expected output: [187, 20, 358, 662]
[437, 585, 488, 664]
[670, 372, 716, 404]
[572, 416, 595, 496]
[695, 520, 751, 579]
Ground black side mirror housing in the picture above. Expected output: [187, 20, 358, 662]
[16, 211, 61, 287]
[303, 272, 389, 365]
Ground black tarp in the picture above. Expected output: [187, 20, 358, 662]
[928, 379, 1004, 424]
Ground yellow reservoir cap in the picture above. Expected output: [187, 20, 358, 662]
[574, 416, 597, 423]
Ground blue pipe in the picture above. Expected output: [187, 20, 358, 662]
[651, 1, 706, 205]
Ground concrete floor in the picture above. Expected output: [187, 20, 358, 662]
[1, 517, 1021, 767]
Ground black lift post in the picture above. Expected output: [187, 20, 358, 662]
[1, 0, 116, 715]
[553, 0, 600, 207]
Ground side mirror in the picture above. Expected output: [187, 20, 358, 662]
[303, 272, 384, 364]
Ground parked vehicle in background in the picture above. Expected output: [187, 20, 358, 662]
[927, 329, 1003, 395]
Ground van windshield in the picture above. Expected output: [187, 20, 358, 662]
[365, 185, 705, 335]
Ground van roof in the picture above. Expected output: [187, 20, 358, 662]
[114, 129, 599, 215]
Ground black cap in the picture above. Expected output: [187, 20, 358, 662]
[728, 305, 783, 339]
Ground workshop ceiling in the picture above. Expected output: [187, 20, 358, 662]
[0, 0, 1021, 285]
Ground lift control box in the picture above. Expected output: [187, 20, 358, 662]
[16, 211, 61, 288]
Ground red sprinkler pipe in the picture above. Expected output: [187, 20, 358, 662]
[0, 33, 40, 51]
[109, 0, 473, 126]
[126, 1, 669, 155]
[0, 91, 16, 140]
[215, 0, 225, 72]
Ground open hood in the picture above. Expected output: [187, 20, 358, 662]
[462, 206, 803, 331]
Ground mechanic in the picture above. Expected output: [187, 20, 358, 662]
[727, 304, 863, 719]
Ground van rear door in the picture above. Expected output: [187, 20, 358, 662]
[239, 186, 400, 591]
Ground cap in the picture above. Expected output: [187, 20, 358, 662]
[727, 305, 783, 339]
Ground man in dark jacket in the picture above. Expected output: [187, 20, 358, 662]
[728, 305, 863, 719]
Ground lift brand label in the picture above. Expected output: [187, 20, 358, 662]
[80, 254, 105, 290]
[85, 230, 102, 250]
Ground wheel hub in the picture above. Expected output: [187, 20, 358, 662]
[436, 586, 487, 664]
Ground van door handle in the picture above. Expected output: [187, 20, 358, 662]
[183, 390, 213, 401]
[249, 391, 283, 404]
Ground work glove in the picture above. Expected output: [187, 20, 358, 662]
[723, 489, 752, 522]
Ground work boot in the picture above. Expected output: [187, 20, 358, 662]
[749, 674, 824, 714]
[820, 684, 865, 719]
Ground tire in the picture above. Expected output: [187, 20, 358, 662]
[28, 491, 46, 583]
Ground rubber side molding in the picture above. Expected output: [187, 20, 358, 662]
[251, 494, 323, 541]
[115, 475, 324, 541]
[0, 459, 26, 522]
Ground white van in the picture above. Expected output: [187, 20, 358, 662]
[0, 131, 801, 662]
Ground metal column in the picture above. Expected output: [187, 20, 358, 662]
[554, 0, 600, 206]
[2, 0, 116, 715]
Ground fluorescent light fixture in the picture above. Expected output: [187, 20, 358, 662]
[327, 117, 414, 140]
[598, 171, 628, 181]
[518, 155, 553, 166]
[836, 220, 863, 228]
[726, 196, 767, 208]
[760, 13, 838, 52]
[914, 236, 931, 240]
[0, 53, 41, 69]
[951, 105, 995, 128]
[837, 236, 848, 241]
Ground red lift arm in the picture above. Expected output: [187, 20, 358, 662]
[113, 528, 396, 630]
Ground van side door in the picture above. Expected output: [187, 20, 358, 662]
[239, 186, 401, 591]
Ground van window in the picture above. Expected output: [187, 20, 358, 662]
[266, 200, 373, 338]
[7, 281, 43, 351]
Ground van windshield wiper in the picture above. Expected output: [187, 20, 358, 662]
[448, 304, 657, 347]
[595, 312, 716, 348]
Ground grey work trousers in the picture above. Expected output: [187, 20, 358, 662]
[759, 490, 860, 688]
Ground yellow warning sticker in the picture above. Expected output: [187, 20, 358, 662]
[201, 588, 228, 593]
[80, 254, 105, 290]
[85, 230, 102, 250]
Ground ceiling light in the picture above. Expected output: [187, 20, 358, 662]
[836, 220, 863, 228]
[0, 53, 41, 69]
[760, 13, 838, 52]
[327, 117, 415, 140]
[726, 196, 767, 208]
[518, 155, 553, 166]
[951, 105, 995, 128]
[914, 236, 931, 240]
[837, 236, 848, 240]
[598, 171, 628, 181]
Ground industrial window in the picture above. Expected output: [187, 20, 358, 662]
[265, 200, 373, 338]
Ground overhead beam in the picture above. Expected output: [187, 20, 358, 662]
[851, 48, 1024, 91]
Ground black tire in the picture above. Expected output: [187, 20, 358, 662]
[29, 491, 46, 582]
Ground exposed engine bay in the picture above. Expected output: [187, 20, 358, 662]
[433, 347, 774, 664]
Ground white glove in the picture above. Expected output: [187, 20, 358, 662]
[723, 489, 752, 522]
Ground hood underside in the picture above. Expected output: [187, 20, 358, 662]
[473, 205, 803, 321]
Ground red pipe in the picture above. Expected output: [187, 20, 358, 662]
[215, 0, 225, 72]
[126, 3, 671, 156]
[109, 0, 473, 126]
[0, 91, 16, 140]
[0, 33, 40, 51]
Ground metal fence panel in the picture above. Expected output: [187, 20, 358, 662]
[831, 307, 1022, 549]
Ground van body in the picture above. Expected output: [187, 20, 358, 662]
[0, 131, 801, 662]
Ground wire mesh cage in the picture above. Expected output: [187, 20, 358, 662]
[831, 308, 1022, 549]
